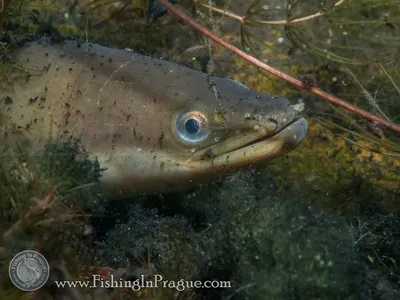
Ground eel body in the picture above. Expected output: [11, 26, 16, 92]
[0, 38, 307, 195]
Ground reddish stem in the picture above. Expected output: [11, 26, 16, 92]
[156, 0, 400, 133]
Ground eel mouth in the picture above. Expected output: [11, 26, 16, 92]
[187, 117, 308, 169]
[247, 117, 306, 147]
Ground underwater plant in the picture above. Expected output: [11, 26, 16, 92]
[1, 1, 400, 299]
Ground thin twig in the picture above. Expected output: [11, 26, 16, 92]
[378, 62, 400, 95]
[156, 0, 400, 133]
[353, 213, 393, 246]
[344, 68, 391, 121]
[200, 4, 245, 23]
[202, 0, 347, 25]
[257, 11, 325, 25]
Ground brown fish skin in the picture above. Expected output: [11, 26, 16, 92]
[0, 38, 307, 196]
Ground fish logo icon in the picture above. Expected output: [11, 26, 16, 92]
[9, 250, 50, 291]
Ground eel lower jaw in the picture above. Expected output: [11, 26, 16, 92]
[187, 117, 308, 169]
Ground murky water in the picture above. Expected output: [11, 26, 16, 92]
[0, 1, 399, 299]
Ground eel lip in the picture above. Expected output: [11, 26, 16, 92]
[249, 117, 307, 147]
[187, 117, 308, 169]
[238, 117, 308, 160]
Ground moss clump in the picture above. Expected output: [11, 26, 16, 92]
[36, 140, 103, 192]
[97, 172, 392, 300]
[261, 121, 400, 213]
[189, 175, 359, 300]
[0, 139, 103, 211]
[0, 139, 108, 299]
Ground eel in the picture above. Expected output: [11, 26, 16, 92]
[0, 38, 307, 195]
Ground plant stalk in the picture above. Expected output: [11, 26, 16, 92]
[156, 0, 400, 133]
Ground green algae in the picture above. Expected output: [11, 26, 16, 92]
[0, 1, 399, 299]
[96, 172, 400, 300]
[260, 121, 400, 212]
[0, 139, 101, 299]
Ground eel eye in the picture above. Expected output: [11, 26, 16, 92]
[174, 111, 209, 144]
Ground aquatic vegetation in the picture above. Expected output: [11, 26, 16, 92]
[0, 43, 34, 89]
[1, 1, 400, 299]
[97, 172, 400, 299]
[201, 0, 400, 65]
[0, 140, 196, 299]
[0, 140, 99, 298]
[149, 0, 400, 174]
[0, 0, 12, 25]
[0, 139, 398, 299]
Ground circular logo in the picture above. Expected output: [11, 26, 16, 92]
[9, 250, 50, 291]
